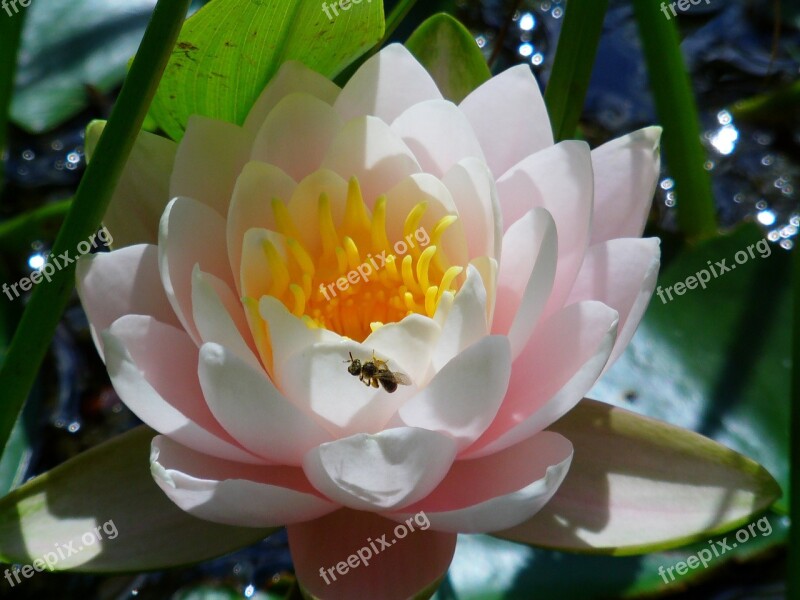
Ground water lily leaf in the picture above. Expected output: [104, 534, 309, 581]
[0, 425, 275, 572]
[405, 13, 490, 104]
[496, 398, 780, 554]
[10, 0, 158, 133]
[437, 515, 788, 600]
[591, 223, 791, 513]
[149, 0, 385, 141]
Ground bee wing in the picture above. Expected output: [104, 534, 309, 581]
[388, 372, 412, 386]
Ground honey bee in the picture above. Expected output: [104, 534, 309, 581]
[345, 351, 411, 393]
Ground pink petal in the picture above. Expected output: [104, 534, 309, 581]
[288, 509, 456, 600]
[567, 237, 661, 370]
[464, 301, 618, 458]
[159, 197, 234, 344]
[459, 65, 553, 177]
[244, 60, 341, 138]
[303, 428, 458, 510]
[151, 435, 337, 527]
[442, 158, 503, 261]
[226, 161, 297, 293]
[590, 127, 662, 244]
[321, 116, 421, 205]
[391, 99, 485, 177]
[191, 266, 259, 369]
[169, 115, 249, 218]
[85, 121, 176, 247]
[491, 208, 557, 358]
[334, 44, 442, 124]
[198, 343, 333, 465]
[496, 140, 593, 316]
[392, 431, 572, 532]
[76, 244, 179, 358]
[251, 93, 344, 180]
[397, 336, 511, 450]
[103, 315, 259, 464]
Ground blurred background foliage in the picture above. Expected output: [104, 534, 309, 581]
[0, 0, 797, 598]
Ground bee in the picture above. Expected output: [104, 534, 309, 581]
[345, 351, 411, 393]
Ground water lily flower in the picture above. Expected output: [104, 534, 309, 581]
[77, 43, 674, 598]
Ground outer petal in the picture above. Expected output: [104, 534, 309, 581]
[103, 315, 260, 464]
[465, 301, 619, 458]
[391, 99, 485, 177]
[151, 435, 338, 527]
[198, 343, 333, 466]
[321, 116, 421, 205]
[391, 432, 572, 533]
[76, 244, 180, 358]
[459, 65, 553, 177]
[170, 115, 249, 218]
[334, 44, 443, 123]
[289, 509, 456, 600]
[491, 208, 557, 358]
[85, 121, 176, 247]
[244, 60, 341, 137]
[397, 336, 511, 450]
[251, 93, 344, 181]
[496, 140, 593, 316]
[159, 197, 234, 345]
[567, 238, 661, 370]
[590, 126, 662, 244]
[303, 428, 458, 511]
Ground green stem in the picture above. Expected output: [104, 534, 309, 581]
[729, 80, 800, 124]
[0, 0, 192, 458]
[0, 199, 71, 254]
[790, 245, 800, 600]
[632, 0, 718, 240]
[0, 8, 27, 195]
[543, 0, 608, 141]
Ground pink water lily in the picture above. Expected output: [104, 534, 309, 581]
[77, 44, 662, 598]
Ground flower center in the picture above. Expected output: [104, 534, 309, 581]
[257, 177, 464, 341]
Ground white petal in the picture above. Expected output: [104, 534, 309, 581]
[151, 435, 338, 527]
[198, 343, 333, 466]
[103, 316, 259, 464]
[363, 314, 440, 385]
[334, 44, 442, 123]
[398, 336, 511, 449]
[460, 65, 553, 177]
[303, 427, 458, 510]
[170, 115, 249, 217]
[391, 99, 485, 176]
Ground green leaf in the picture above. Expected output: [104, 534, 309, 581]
[0, 4, 25, 190]
[592, 224, 791, 513]
[0, 426, 275, 571]
[632, 0, 718, 239]
[543, 0, 608, 141]
[495, 398, 781, 555]
[9, 0, 159, 133]
[405, 13, 490, 104]
[437, 517, 788, 600]
[149, 0, 385, 141]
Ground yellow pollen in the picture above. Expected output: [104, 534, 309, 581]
[256, 177, 465, 341]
